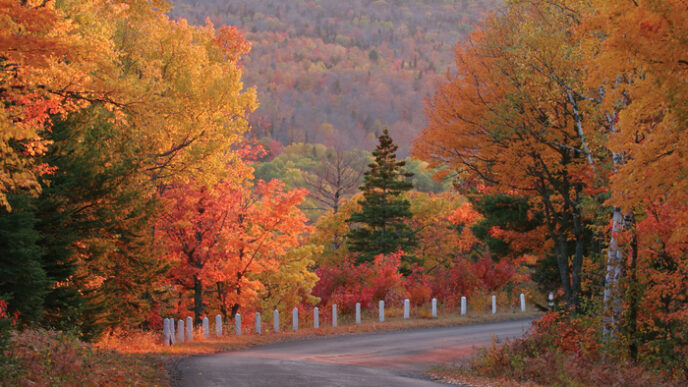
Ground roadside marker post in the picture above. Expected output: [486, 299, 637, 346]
[235, 313, 242, 335]
[177, 319, 185, 343]
[215, 314, 222, 337]
[202, 316, 209, 339]
[169, 318, 175, 345]
[186, 316, 193, 341]
[520, 293, 526, 312]
[292, 308, 298, 331]
[163, 318, 170, 346]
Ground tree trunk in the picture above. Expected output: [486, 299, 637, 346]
[556, 233, 572, 305]
[230, 303, 240, 319]
[193, 274, 203, 325]
[571, 193, 585, 309]
[230, 272, 242, 319]
[603, 206, 630, 336]
[216, 281, 228, 320]
[627, 231, 639, 361]
[602, 108, 630, 340]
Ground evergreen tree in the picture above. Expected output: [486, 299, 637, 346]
[346, 128, 417, 269]
[0, 194, 49, 324]
[36, 106, 163, 339]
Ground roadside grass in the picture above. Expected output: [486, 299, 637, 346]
[3, 329, 169, 387]
[93, 308, 541, 386]
[428, 363, 544, 387]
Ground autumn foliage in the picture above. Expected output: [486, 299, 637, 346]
[3, 0, 688, 384]
[313, 249, 519, 313]
[414, 0, 688, 381]
[157, 166, 314, 322]
[0, 0, 256, 336]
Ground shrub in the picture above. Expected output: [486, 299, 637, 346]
[4, 329, 165, 386]
[469, 312, 683, 386]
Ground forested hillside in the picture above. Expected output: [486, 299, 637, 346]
[169, 0, 499, 155]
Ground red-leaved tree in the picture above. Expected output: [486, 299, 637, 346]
[157, 176, 310, 323]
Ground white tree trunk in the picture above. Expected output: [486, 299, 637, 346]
[602, 111, 631, 339]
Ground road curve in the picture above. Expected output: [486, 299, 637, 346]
[175, 318, 533, 387]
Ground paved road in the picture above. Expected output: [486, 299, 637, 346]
[176, 319, 533, 387]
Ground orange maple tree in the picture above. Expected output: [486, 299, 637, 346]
[157, 172, 311, 322]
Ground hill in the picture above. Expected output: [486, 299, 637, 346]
[169, 0, 500, 156]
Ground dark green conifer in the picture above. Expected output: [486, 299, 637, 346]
[346, 128, 417, 270]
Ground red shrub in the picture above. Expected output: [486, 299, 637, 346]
[313, 251, 412, 312]
[470, 255, 515, 291]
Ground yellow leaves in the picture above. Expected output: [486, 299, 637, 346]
[1, 0, 257, 209]
[582, 0, 688, 211]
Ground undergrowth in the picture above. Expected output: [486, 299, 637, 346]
[452, 312, 685, 387]
[2, 329, 167, 387]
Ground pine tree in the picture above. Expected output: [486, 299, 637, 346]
[0, 194, 49, 324]
[346, 128, 417, 270]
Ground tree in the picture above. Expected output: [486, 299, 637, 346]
[406, 191, 471, 271]
[36, 106, 162, 338]
[157, 175, 312, 322]
[0, 194, 47, 324]
[413, 1, 606, 309]
[0, 0, 257, 338]
[582, 0, 688, 354]
[0, 0, 112, 210]
[303, 146, 365, 215]
[346, 128, 417, 269]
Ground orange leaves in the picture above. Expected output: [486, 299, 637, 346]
[0, 0, 97, 208]
[213, 24, 252, 65]
[583, 0, 688, 212]
[157, 170, 312, 318]
[447, 201, 483, 252]
[1, 0, 258, 210]
[448, 201, 482, 226]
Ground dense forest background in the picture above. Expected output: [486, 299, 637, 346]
[169, 0, 499, 156]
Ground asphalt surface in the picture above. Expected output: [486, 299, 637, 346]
[176, 318, 533, 387]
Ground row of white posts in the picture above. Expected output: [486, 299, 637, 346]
[163, 293, 529, 345]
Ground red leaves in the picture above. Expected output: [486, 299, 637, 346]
[531, 312, 599, 360]
[313, 251, 409, 312]
[470, 255, 515, 291]
[0, 298, 19, 326]
[157, 172, 311, 318]
[314, 249, 519, 311]
[213, 25, 251, 65]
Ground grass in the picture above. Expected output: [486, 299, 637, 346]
[428, 364, 545, 387]
[4, 329, 169, 387]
